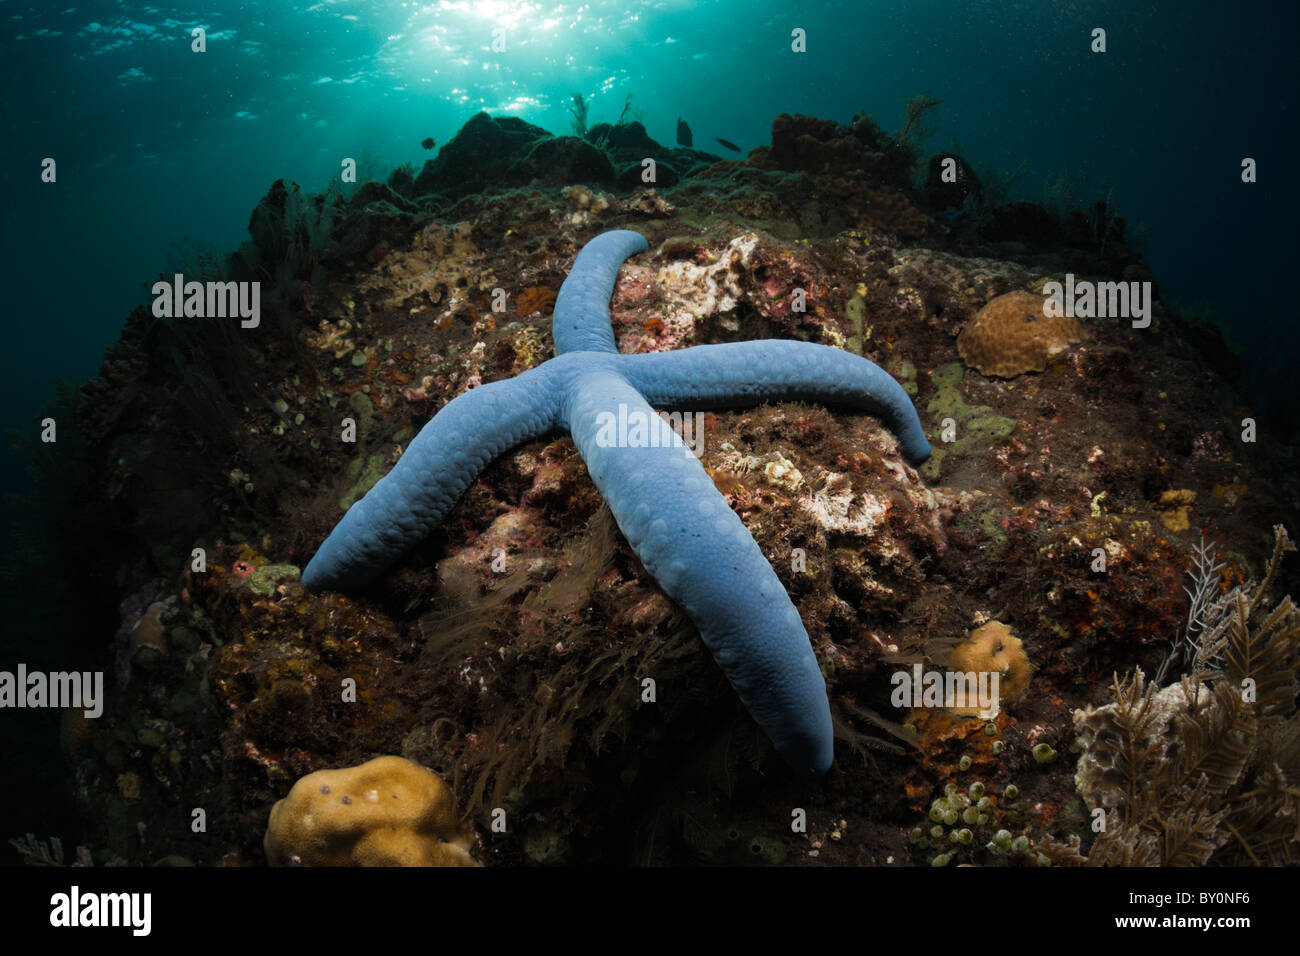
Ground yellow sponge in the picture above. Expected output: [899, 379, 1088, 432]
[265, 756, 477, 866]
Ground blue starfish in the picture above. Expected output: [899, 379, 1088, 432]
[304, 230, 930, 775]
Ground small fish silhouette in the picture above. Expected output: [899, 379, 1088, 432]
[676, 117, 692, 147]
[421, 137, 436, 150]
[715, 137, 741, 153]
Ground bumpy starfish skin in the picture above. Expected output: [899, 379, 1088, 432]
[304, 230, 930, 774]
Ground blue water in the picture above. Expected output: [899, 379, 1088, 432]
[2, 0, 1296, 478]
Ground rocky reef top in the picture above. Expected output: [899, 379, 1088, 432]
[24, 108, 1298, 867]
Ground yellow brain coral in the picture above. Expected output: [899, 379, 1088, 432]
[957, 291, 1085, 377]
[265, 756, 477, 867]
[947, 621, 1032, 715]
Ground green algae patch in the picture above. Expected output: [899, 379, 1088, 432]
[348, 391, 374, 438]
[923, 370, 1017, 480]
[897, 359, 918, 396]
[845, 293, 869, 353]
[930, 361, 965, 390]
[966, 413, 1017, 444]
[953, 506, 1010, 556]
[921, 448, 947, 482]
[927, 384, 973, 423]
[340, 453, 387, 511]
[249, 563, 301, 597]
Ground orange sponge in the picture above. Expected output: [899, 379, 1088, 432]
[947, 621, 1032, 715]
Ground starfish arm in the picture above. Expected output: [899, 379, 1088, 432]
[563, 369, 834, 774]
[621, 341, 932, 465]
[552, 230, 649, 356]
[303, 365, 561, 591]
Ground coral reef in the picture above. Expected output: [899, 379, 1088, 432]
[406, 112, 719, 203]
[264, 756, 476, 866]
[694, 112, 933, 239]
[39, 106, 1299, 866]
[1046, 526, 1299, 865]
[302, 229, 930, 776]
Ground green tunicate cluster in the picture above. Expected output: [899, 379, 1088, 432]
[914, 769, 1044, 866]
[1032, 743, 1058, 764]
[958, 755, 972, 772]
[249, 563, 301, 597]
[922, 362, 1017, 481]
[921, 780, 981, 858]
[983, 828, 1045, 864]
